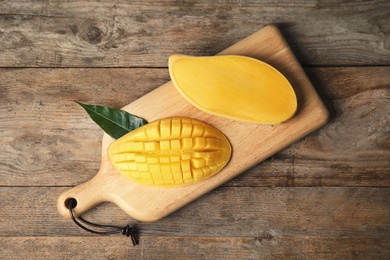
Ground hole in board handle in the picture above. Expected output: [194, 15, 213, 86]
[65, 198, 77, 209]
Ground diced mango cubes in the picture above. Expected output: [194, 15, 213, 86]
[108, 117, 231, 187]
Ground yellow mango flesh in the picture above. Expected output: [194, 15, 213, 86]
[108, 117, 231, 187]
[169, 55, 297, 124]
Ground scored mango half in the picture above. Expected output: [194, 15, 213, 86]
[169, 54, 298, 124]
[108, 117, 232, 187]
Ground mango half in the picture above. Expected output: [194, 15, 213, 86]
[169, 54, 297, 124]
[108, 117, 231, 187]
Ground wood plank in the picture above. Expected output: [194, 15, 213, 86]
[0, 0, 389, 67]
[1, 187, 389, 237]
[1, 236, 389, 260]
[0, 68, 170, 186]
[1, 67, 389, 187]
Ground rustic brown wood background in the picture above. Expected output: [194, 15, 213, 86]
[1, 1, 389, 259]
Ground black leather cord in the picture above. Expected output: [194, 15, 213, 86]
[66, 198, 139, 246]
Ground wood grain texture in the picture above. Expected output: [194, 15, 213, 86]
[1, 186, 389, 237]
[1, 186, 389, 258]
[0, 0, 389, 67]
[1, 1, 389, 258]
[1, 67, 388, 187]
[1, 236, 389, 260]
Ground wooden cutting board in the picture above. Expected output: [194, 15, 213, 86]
[57, 25, 329, 222]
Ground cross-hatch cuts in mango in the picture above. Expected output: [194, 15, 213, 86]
[108, 117, 232, 187]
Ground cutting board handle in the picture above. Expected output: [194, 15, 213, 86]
[57, 168, 110, 219]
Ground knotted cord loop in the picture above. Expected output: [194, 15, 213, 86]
[66, 198, 139, 246]
[122, 224, 138, 246]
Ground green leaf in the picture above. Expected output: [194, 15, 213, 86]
[76, 101, 148, 139]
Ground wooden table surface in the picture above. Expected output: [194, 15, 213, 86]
[1, 1, 389, 259]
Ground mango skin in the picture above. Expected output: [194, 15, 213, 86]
[108, 117, 232, 187]
[169, 54, 298, 124]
